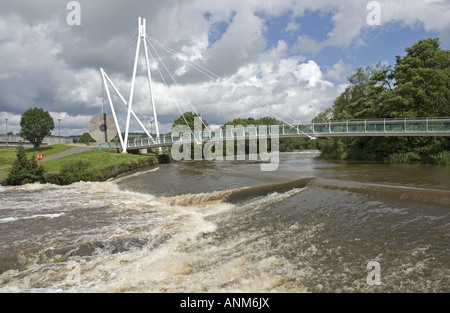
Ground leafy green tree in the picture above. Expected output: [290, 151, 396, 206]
[223, 116, 315, 152]
[332, 64, 391, 120]
[312, 108, 333, 123]
[381, 38, 450, 118]
[171, 112, 210, 159]
[78, 132, 96, 144]
[224, 116, 280, 127]
[6, 142, 44, 185]
[19, 107, 55, 148]
[172, 112, 209, 131]
[312, 38, 450, 162]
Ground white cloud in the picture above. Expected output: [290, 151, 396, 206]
[0, 0, 449, 136]
[292, 0, 450, 54]
[325, 60, 353, 82]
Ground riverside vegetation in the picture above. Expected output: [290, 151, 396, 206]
[3, 38, 448, 186]
[311, 38, 450, 164]
[170, 39, 449, 165]
[2, 143, 166, 186]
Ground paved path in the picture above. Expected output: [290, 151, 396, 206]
[0, 145, 96, 170]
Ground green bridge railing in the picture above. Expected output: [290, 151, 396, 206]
[99, 118, 450, 151]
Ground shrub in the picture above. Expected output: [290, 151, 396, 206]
[6, 143, 45, 185]
[388, 152, 421, 164]
[430, 151, 450, 166]
[59, 159, 95, 184]
[78, 132, 96, 144]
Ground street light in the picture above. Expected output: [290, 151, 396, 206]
[58, 119, 61, 144]
[149, 117, 154, 135]
[5, 118, 8, 147]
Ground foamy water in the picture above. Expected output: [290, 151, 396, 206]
[0, 181, 309, 292]
[0, 153, 449, 292]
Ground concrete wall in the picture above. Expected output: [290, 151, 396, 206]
[0, 135, 73, 147]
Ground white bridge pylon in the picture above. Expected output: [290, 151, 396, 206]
[100, 17, 160, 153]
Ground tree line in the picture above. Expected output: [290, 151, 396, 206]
[312, 38, 449, 163]
[171, 38, 449, 164]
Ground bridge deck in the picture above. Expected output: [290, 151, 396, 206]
[99, 118, 450, 151]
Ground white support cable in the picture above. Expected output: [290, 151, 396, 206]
[145, 37, 199, 139]
[102, 69, 154, 140]
[145, 36, 210, 133]
[143, 35, 160, 142]
[100, 68, 125, 150]
[146, 35, 296, 122]
[150, 36, 296, 126]
[123, 27, 142, 152]
[146, 51, 187, 126]
[146, 35, 314, 137]
[100, 71, 105, 114]
[103, 35, 139, 71]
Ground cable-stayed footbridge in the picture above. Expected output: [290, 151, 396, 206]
[98, 17, 450, 153]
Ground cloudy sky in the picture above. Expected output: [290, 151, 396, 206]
[1, 0, 449, 136]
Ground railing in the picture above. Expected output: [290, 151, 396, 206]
[98, 118, 450, 150]
[306, 118, 450, 134]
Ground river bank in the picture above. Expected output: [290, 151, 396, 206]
[1, 151, 448, 292]
[0, 145, 170, 186]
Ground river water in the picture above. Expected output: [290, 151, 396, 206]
[0, 151, 448, 292]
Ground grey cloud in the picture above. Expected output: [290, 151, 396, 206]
[1, 0, 449, 136]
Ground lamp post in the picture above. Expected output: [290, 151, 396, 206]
[149, 117, 154, 136]
[58, 119, 61, 144]
[5, 118, 8, 147]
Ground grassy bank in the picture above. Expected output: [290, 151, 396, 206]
[0, 146, 169, 185]
[0, 144, 74, 167]
[43, 149, 168, 185]
[0, 144, 75, 180]
[387, 151, 450, 165]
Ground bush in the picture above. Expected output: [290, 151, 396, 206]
[59, 159, 95, 184]
[430, 151, 450, 166]
[41, 154, 159, 185]
[388, 151, 422, 164]
[388, 152, 422, 164]
[6, 143, 45, 185]
[78, 132, 96, 144]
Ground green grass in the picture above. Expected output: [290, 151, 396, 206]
[0, 144, 74, 167]
[0, 145, 158, 182]
[0, 144, 76, 179]
[41, 149, 153, 174]
[388, 152, 421, 164]
[43, 149, 158, 184]
[430, 151, 450, 166]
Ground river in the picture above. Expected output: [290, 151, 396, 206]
[0, 151, 448, 292]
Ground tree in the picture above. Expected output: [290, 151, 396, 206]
[6, 142, 44, 185]
[172, 112, 209, 131]
[78, 132, 96, 144]
[19, 107, 55, 148]
[312, 38, 450, 162]
[381, 38, 450, 118]
[332, 64, 391, 120]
